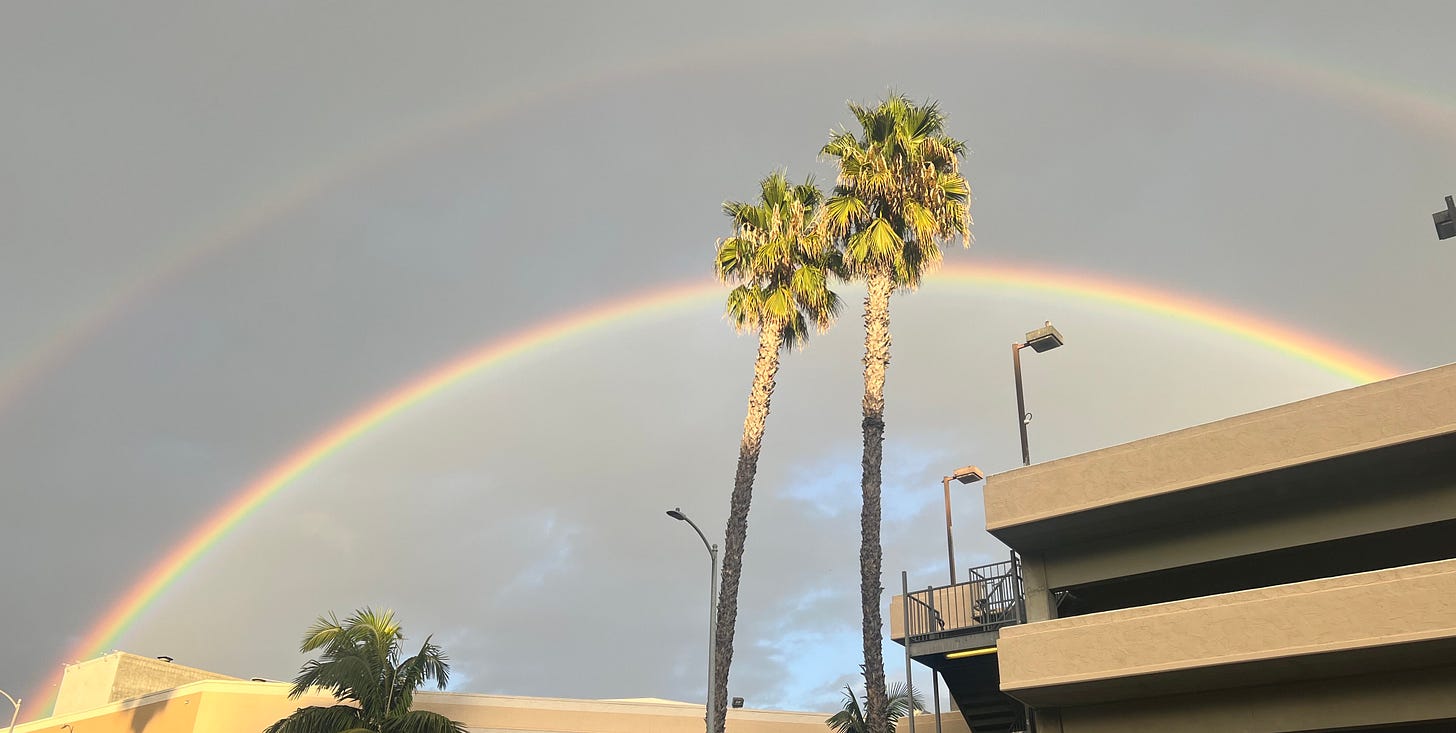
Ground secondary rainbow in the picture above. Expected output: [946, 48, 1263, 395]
[4, 20, 1453, 419]
[31, 262, 1399, 714]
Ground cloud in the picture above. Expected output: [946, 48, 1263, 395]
[4, 3, 1451, 717]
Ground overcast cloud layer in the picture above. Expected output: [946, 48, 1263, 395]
[3, 1, 1455, 718]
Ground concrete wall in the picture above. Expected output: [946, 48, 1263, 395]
[984, 364, 1456, 534]
[52, 653, 120, 716]
[894, 712, 971, 733]
[1036, 475, 1456, 592]
[22, 691, 204, 733]
[109, 654, 237, 710]
[1056, 664, 1456, 733]
[889, 582, 986, 641]
[53, 652, 233, 716]
[999, 558, 1456, 706]
[21, 679, 833, 733]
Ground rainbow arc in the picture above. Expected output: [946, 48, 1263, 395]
[25, 261, 1400, 717]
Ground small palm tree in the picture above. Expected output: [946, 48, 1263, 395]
[710, 170, 840, 733]
[820, 93, 971, 733]
[826, 678, 926, 733]
[263, 608, 465, 733]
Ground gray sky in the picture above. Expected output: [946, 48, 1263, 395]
[3, 0, 1455, 719]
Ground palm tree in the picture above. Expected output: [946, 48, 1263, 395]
[710, 171, 840, 733]
[263, 608, 465, 733]
[826, 678, 926, 733]
[820, 93, 971, 733]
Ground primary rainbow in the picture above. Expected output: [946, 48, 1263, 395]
[32, 261, 1399, 714]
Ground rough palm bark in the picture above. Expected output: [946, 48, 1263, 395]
[857, 273, 894, 727]
[709, 171, 838, 733]
[820, 95, 972, 733]
[711, 318, 785, 733]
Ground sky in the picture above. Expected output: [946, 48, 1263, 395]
[2, 0, 1455, 720]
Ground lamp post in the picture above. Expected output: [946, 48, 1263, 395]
[667, 508, 719, 733]
[941, 466, 984, 585]
[1012, 322, 1064, 466]
[0, 688, 19, 733]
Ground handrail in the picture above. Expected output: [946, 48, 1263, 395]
[906, 593, 945, 629]
[900, 555, 1026, 643]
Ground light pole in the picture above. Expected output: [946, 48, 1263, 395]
[667, 508, 719, 733]
[941, 466, 984, 585]
[1012, 322, 1064, 466]
[0, 688, 19, 733]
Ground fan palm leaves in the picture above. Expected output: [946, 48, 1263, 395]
[263, 608, 465, 733]
[819, 93, 971, 733]
[826, 679, 926, 733]
[709, 170, 840, 733]
[715, 171, 841, 344]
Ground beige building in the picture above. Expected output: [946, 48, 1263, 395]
[17, 651, 834, 733]
[894, 363, 1456, 732]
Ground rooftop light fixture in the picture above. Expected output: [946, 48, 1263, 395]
[1434, 195, 1455, 240]
[1013, 321, 1066, 466]
[941, 465, 985, 584]
[952, 465, 985, 484]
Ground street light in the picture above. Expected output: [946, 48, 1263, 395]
[941, 466, 984, 584]
[1012, 321, 1064, 466]
[1434, 195, 1455, 240]
[0, 688, 18, 733]
[666, 508, 719, 733]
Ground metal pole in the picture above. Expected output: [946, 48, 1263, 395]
[668, 510, 718, 733]
[923, 587, 942, 733]
[901, 571, 915, 733]
[707, 545, 719, 733]
[942, 476, 956, 585]
[0, 688, 19, 733]
[931, 670, 942, 733]
[1012, 343, 1030, 466]
[708, 543, 719, 733]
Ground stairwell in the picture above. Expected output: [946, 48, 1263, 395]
[938, 653, 1026, 733]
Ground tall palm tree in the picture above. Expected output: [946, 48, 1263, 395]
[825, 678, 926, 733]
[710, 171, 840, 733]
[263, 608, 465, 733]
[820, 93, 971, 733]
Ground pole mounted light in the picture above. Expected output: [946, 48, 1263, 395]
[1012, 322, 1064, 466]
[1434, 195, 1456, 240]
[941, 465, 984, 584]
[1, 688, 19, 733]
[667, 508, 720, 733]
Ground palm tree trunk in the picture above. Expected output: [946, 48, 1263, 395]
[712, 319, 785, 733]
[858, 273, 893, 733]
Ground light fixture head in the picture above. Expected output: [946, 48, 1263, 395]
[1024, 322, 1064, 353]
[666, 508, 687, 521]
[951, 465, 984, 484]
[1435, 195, 1456, 240]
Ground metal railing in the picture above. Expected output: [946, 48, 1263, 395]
[902, 555, 1026, 643]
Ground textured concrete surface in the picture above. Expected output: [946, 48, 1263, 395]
[53, 651, 235, 716]
[999, 557, 1456, 696]
[985, 363, 1456, 532]
[24, 662, 834, 733]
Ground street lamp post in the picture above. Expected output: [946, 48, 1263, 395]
[667, 508, 719, 733]
[0, 687, 19, 733]
[940, 466, 984, 585]
[1012, 322, 1065, 466]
